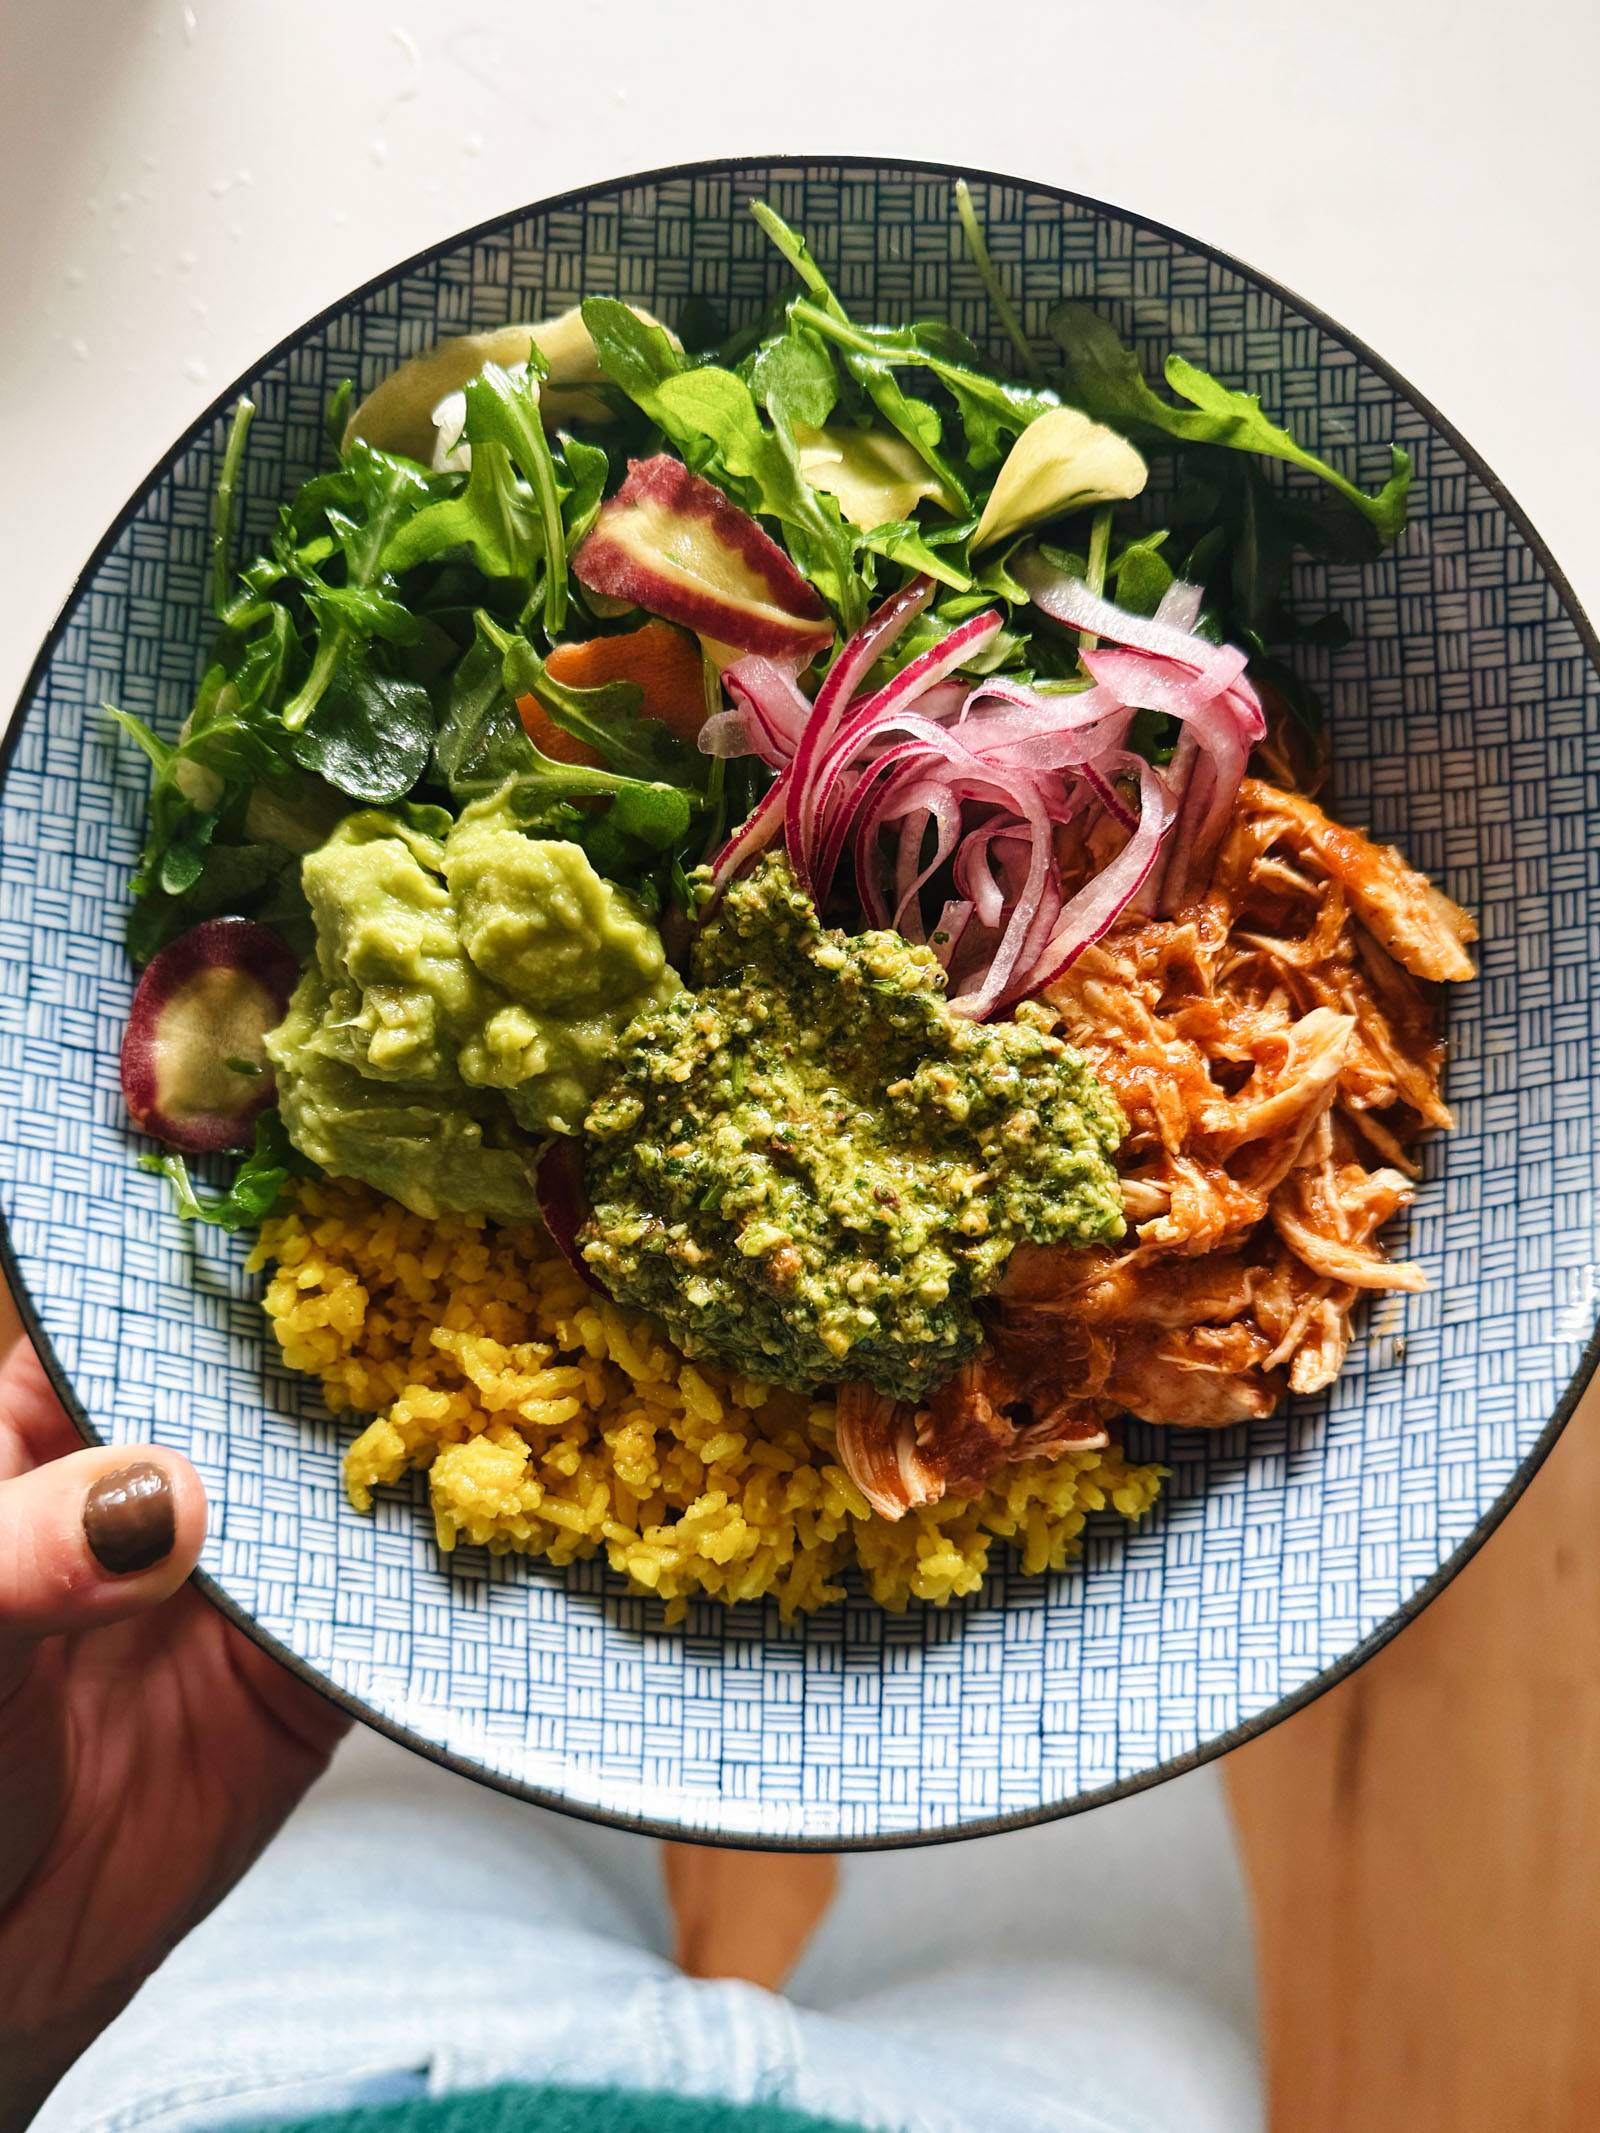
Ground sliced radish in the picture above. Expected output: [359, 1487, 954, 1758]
[121, 918, 299, 1155]
[572, 455, 833, 661]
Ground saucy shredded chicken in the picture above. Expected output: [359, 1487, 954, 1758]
[836, 776, 1477, 1521]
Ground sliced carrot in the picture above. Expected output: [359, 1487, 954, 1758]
[549, 622, 708, 739]
[517, 621, 711, 769]
[515, 693, 605, 769]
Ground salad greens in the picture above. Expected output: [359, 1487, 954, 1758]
[138, 1109, 314, 1233]
[115, 178, 1416, 1228]
[1049, 304, 1409, 539]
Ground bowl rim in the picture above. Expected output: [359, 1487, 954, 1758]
[4, 150, 1597, 1852]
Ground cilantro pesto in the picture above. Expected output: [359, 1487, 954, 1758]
[580, 856, 1126, 1401]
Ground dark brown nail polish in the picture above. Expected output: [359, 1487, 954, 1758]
[83, 1462, 176, 1576]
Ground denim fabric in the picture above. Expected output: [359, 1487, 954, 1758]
[35, 1741, 1261, 2133]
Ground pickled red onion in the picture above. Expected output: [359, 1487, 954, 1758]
[705, 566, 1261, 1015]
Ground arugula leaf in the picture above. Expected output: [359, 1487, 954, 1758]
[676, 294, 727, 354]
[870, 605, 1024, 684]
[127, 841, 313, 967]
[158, 809, 218, 895]
[462, 750, 693, 855]
[582, 296, 866, 628]
[485, 616, 703, 785]
[140, 1108, 314, 1233]
[289, 665, 435, 803]
[436, 615, 697, 867]
[432, 625, 533, 793]
[110, 683, 260, 906]
[859, 520, 973, 591]
[656, 366, 863, 626]
[786, 298, 1057, 478]
[326, 442, 435, 582]
[912, 319, 1060, 469]
[302, 581, 423, 644]
[749, 202, 973, 508]
[577, 300, 685, 422]
[230, 603, 295, 716]
[210, 397, 256, 618]
[560, 434, 608, 548]
[109, 689, 328, 963]
[323, 378, 354, 456]
[376, 396, 604, 595]
[751, 319, 839, 432]
[1048, 304, 1411, 540]
[460, 361, 571, 634]
[379, 438, 540, 581]
[279, 445, 435, 731]
[953, 178, 1040, 382]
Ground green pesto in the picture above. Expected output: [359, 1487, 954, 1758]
[267, 801, 677, 1221]
[581, 856, 1126, 1401]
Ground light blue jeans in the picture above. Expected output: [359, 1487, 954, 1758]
[37, 1733, 1262, 2133]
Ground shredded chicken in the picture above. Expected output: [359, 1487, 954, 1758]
[835, 776, 1476, 1517]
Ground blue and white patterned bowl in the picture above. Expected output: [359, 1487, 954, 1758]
[4, 158, 1597, 1847]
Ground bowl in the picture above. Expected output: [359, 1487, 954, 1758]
[3, 156, 1596, 1847]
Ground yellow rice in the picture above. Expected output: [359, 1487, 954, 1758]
[252, 1181, 1163, 1619]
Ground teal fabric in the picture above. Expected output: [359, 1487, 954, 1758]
[261, 2087, 867, 2133]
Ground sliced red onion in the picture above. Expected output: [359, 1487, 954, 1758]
[996, 753, 1177, 1008]
[722, 660, 814, 770]
[535, 1138, 604, 1292]
[703, 552, 1257, 1020]
[907, 677, 969, 726]
[709, 763, 791, 890]
[958, 677, 1132, 763]
[802, 615, 1005, 890]
[840, 731, 1015, 920]
[823, 610, 1007, 767]
[947, 785, 1052, 1019]
[1081, 643, 1251, 717]
[832, 738, 949, 921]
[1081, 763, 1138, 831]
[1016, 554, 1246, 692]
[698, 706, 765, 761]
[1155, 579, 1205, 632]
[929, 898, 974, 970]
[954, 709, 1134, 776]
[1136, 727, 1198, 916]
[784, 575, 933, 895]
[954, 824, 1011, 929]
[824, 721, 1033, 912]
[890, 784, 964, 940]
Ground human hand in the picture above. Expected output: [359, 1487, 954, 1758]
[0, 1339, 348, 2128]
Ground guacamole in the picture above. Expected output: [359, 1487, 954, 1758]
[267, 803, 677, 1221]
[580, 856, 1126, 1402]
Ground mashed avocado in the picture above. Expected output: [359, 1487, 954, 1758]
[580, 856, 1126, 1402]
[267, 803, 677, 1220]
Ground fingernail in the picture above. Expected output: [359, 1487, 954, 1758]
[83, 1462, 176, 1576]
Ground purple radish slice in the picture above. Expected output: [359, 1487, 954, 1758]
[535, 1136, 604, 1291]
[121, 917, 300, 1154]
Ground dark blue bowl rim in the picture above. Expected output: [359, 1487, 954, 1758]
[3, 152, 1596, 1852]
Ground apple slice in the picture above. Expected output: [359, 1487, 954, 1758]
[121, 918, 300, 1154]
[572, 456, 833, 661]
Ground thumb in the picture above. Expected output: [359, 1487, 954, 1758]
[0, 1442, 207, 1652]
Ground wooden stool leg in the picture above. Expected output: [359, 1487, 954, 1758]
[663, 1843, 838, 1991]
